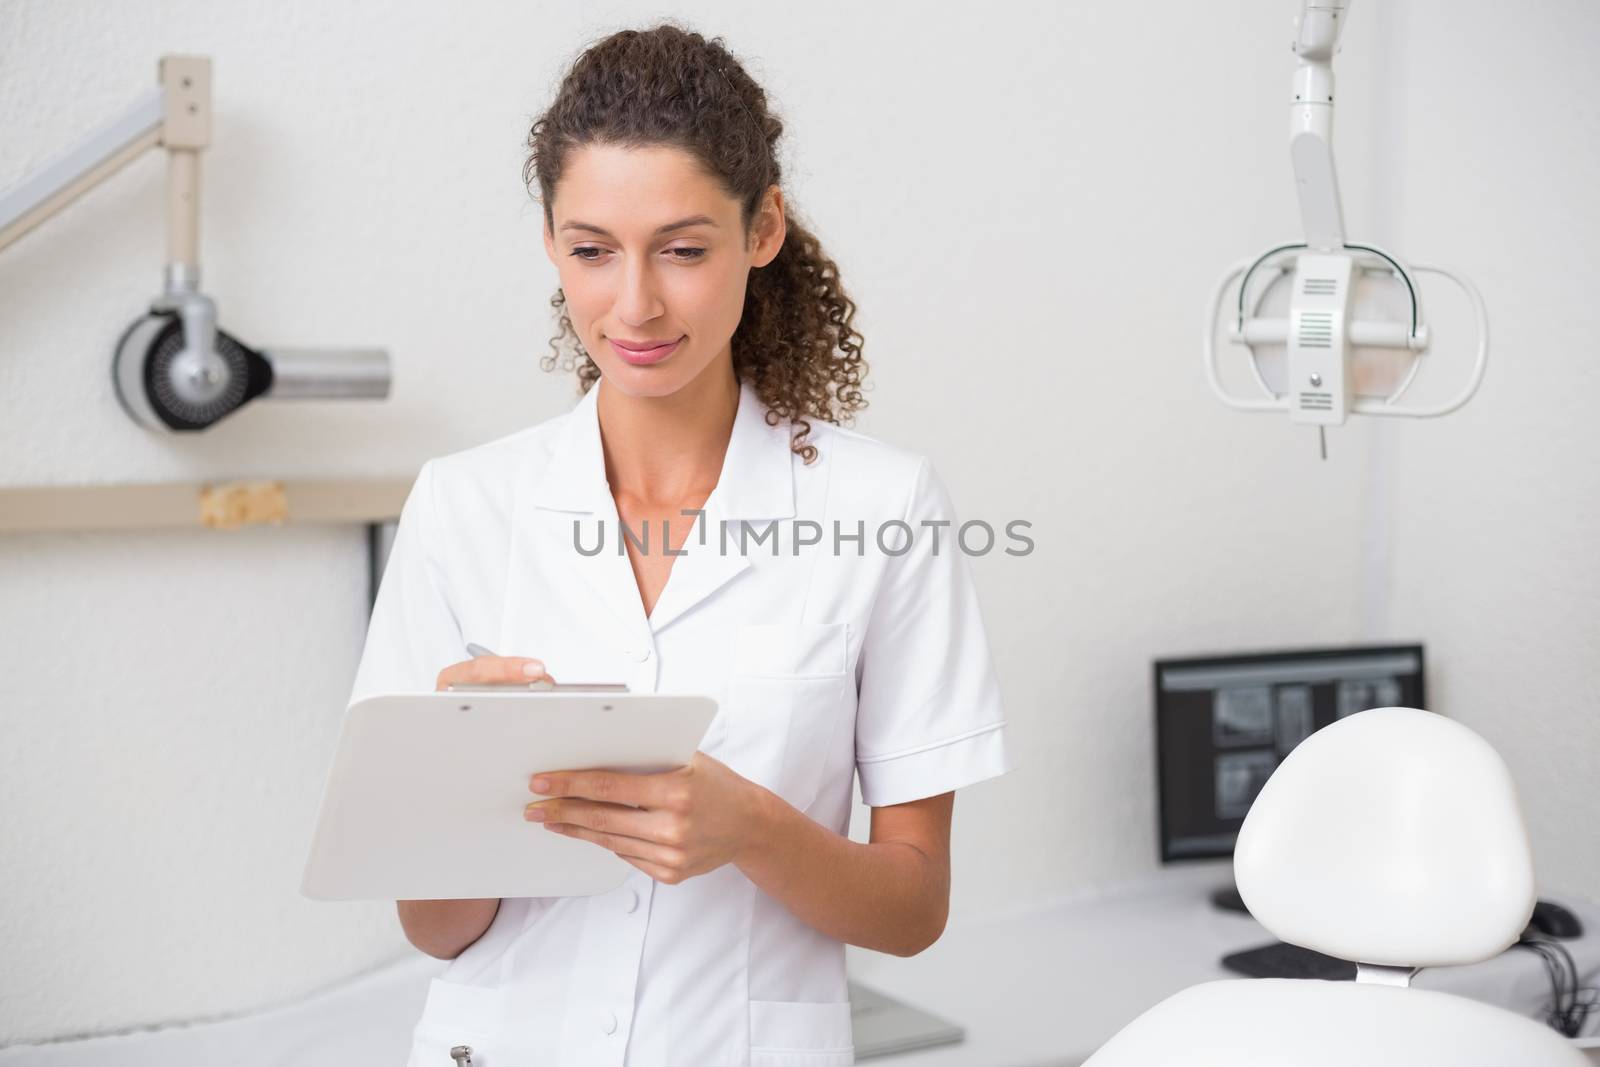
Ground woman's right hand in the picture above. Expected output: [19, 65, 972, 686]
[435, 653, 555, 691]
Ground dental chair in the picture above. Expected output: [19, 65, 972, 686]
[1083, 706, 1587, 1065]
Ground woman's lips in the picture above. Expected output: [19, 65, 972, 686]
[607, 336, 683, 366]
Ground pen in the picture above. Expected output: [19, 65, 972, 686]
[457, 642, 629, 692]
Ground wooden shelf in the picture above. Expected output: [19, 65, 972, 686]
[0, 477, 414, 534]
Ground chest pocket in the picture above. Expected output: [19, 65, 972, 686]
[721, 622, 850, 813]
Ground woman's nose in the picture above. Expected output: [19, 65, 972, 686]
[615, 258, 665, 326]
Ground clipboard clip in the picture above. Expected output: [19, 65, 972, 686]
[444, 680, 631, 693]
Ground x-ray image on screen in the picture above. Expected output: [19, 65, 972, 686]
[1275, 684, 1315, 754]
[1337, 676, 1403, 718]
[1157, 645, 1425, 862]
[1215, 750, 1279, 820]
[1213, 686, 1274, 747]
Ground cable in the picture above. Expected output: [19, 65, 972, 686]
[1234, 243, 1306, 334]
[1514, 932, 1599, 1038]
[1342, 243, 1420, 338]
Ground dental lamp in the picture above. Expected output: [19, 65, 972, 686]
[0, 56, 391, 431]
[1204, 1, 1488, 458]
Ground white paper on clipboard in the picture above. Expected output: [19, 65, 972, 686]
[300, 690, 717, 901]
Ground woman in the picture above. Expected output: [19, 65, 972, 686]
[349, 24, 1013, 1067]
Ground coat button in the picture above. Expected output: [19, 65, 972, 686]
[602, 1010, 619, 1035]
[626, 645, 653, 662]
[623, 887, 639, 914]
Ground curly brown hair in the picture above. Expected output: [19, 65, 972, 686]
[524, 23, 867, 463]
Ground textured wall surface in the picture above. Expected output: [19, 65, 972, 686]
[4, 0, 1588, 1048]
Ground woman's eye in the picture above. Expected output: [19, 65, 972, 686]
[567, 246, 704, 263]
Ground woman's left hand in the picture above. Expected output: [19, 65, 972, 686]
[525, 752, 768, 884]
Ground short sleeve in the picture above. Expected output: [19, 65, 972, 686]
[854, 458, 1015, 807]
[346, 459, 466, 707]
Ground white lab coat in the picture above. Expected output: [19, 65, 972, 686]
[349, 377, 1014, 1067]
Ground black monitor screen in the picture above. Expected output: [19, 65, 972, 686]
[1154, 645, 1426, 862]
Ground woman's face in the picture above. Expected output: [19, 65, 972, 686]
[543, 143, 785, 400]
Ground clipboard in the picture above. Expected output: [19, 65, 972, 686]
[301, 690, 717, 901]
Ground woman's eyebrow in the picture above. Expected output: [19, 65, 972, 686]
[560, 214, 718, 238]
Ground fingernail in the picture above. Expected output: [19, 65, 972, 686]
[530, 776, 550, 794]
[522, 661, 545, 678]
[524, 804, 546, 822]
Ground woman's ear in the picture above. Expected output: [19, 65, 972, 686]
[750, 185, 786, 268]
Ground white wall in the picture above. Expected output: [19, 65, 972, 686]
[1360, 0, 1600, 899]
[0, 0, 1588, 1047]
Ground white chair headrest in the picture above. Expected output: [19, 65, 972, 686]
[1234, 706, 1536, 968]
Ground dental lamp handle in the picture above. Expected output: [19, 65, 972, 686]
[1350, 265, 1489, 418]
[1203, 257, 1289, 414]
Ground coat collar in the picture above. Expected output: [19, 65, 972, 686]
[531, 375, 796, 521]
[513, 375, 797, 639]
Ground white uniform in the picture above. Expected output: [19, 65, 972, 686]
[350, 377, 1014, 1067]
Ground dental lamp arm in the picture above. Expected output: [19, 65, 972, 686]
[0, 56, 209, 285]
[1291, 0, 1350, 252]
[0, 57, 390, 431]
[0, 57, 226, 394]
